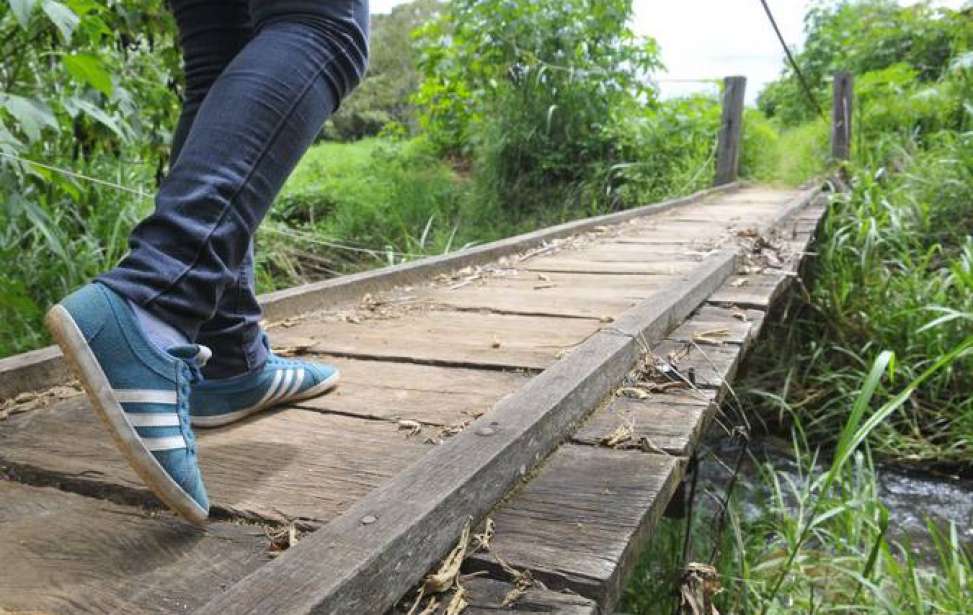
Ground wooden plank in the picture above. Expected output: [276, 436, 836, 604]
[707, 272, 793, 309]
[275, 310, 601, 371]
[523, 256, 696, 276]
[652, 339, 743, 391]
[571, 391, 717, 456]
[0, 183, 741, 400]
[294, 359, 528, 426]
[464, 445, 684, 609]
[0, 482, 268, 615]
[564, 243, 709, 259]
[432, 270, 672, 295]
[394, 576, 598, 614]
[666, 305, 766, 346]
[425, 284, 639, 320]
[194, 251, 738, 615]
[0, 346, 73, 401]
[0, 398, 432, 524]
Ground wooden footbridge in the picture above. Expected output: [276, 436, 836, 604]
[0, 76, 851, 614]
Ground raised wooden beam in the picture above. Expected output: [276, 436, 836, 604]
[193, 251, 738, 615]
[714, 76, 747, 186]
[194, 186, 825, 615]
[831, 71, 853, 161]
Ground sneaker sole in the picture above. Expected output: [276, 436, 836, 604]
[190, 371, 341, 428]
[45, 304, 209, 526]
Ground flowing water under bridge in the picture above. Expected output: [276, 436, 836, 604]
[0, 181, 830, 614]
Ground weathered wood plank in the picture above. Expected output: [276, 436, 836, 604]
[666, 305, 766, 346]
[707, 272, 793, 309]
[0, 346, 73, 401]
[522, 256, 696, 276]
[571, 391, 717, 456]
[652, 339, 743, 391]
[0, 482, 268, 615]
[194, 251, 737, 615]
[294, 359, 527, 426]
[393, 576, 598, 614]
[424, 284, 639, 320]
[465, 445, 684, 608]
[0, 398, 432, 524]
[275, 310, 601, 371]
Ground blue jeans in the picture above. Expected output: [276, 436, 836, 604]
[98, 0, 368, 378]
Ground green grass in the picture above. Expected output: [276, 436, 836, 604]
[743, 131, 973, 468]
[622, 346, 973, 615]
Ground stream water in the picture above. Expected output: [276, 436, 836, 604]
[698, 434, 973, 557]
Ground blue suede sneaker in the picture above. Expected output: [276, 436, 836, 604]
[45, 283, 210, 525]
[190, 335, 339, 428]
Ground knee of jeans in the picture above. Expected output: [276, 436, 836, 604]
[253, 1, 369, 87]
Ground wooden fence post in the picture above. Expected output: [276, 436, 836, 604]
[831, 71, 853, 161]
[714, 76, 746, 186]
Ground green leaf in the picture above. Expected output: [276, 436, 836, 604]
[63, 53, 113, 96]
[7, 0, 39, 28]
[0, 94, 58, 142]
[41, 0, 79, 43]
[0, 119, 24, 154]
[64, 96, 127, 141]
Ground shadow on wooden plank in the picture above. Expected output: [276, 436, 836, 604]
[0, 396, 433, 524]
[0, 482, 268, 615]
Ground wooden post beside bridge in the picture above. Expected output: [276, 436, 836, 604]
[714, 75, 747, 186]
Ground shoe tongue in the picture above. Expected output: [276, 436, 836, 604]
[168, 344, 213, 367]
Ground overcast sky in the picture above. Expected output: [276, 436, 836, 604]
[370, 0, 968, 104]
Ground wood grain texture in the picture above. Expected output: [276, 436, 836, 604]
[707, 272, 793, 309]
[652, 339, 744, 391]
[666, 305, 766, 346]
[0, 397, 432, 524]
[465, 445, 684, 609]
[393, 576, 598, 614]
[294, 359, 527, 426]
[522, 256, 697, 276]
[832, 72, 853, 160]
[423, 284, 639, 320]
[715, 76, 747, 186]
[194, 252, 737, 615]
[571, 391, 717, 456]
[275, 310, 601, 371]
[0, 482, 268, 615]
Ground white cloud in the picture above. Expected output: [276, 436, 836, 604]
[632, 0, 967, 104]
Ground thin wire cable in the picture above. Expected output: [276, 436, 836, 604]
[0, 151, 151, 198]
[758, 0, 826, 119]
[0, 150, 435, 259]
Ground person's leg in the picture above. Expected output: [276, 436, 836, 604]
[166, 0, 264, 379]
[97, 0, 369, 344]
[129, 0, 255, 356]
[48, 0, 368, 524]
[169, 1, 254, 163]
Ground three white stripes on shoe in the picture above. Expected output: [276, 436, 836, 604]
[252, 367, 305, 411]
[112, 368, 305, 449]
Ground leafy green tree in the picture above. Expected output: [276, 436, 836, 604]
[0, 0, 181, 355]
[325, 0, 440, 140]
[758, 0, 973, 125]
[412, 0, 662, 212]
